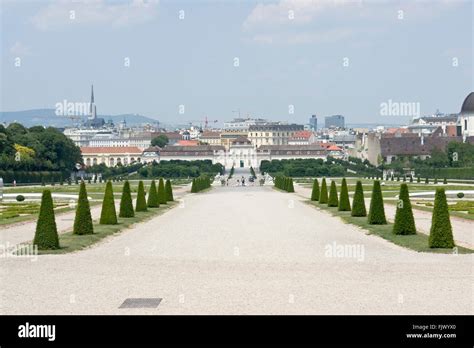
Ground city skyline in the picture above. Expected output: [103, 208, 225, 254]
[1, 0, 473, 125]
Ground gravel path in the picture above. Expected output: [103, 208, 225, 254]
[295, 184, 474, 249]
[0, 185, 472, 315]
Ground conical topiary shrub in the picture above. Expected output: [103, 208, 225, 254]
[351, 180, 366, 217]
[191, 178, 197, 193]
[73, 181, 94, 235]
[165, 179, 174, 201]
[429, 188, 455, 248]
[338, 178, 351, 211]
[158, 178, 167, 204]
[147, 179, 159, 208]
[287, 178, 295, 193]
[393, 183, 416, 235]
[100, 180, 117, 225]
[328, 181, 339, 207]
[311, 179, 320, 201]
[119, 180, 135, 218]
[135, 180, 148, 212]
[33, 190, 59, 250]
[319, 178, 328, 204]
[367, 180, 387, 225]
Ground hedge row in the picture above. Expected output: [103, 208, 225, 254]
[274, 176, 294, 192]
[0, 170, 65, 184]
[310, 179, 455, 249]
[191, 176, 212, 193]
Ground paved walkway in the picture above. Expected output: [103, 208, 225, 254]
[0, 185, 472, 314]
[294, 184, 474, 249]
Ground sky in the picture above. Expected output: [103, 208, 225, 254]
[1, 0, 473, 126]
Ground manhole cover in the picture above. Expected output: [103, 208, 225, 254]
[119, 298, 162, 309]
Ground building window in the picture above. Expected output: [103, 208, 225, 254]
[465, 120, 468, 130]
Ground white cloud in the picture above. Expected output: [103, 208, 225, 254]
[249, 28, 353, 45]
[243, 0, 362, 31]
[31, 0, 159, 31]
[10, 41, 31, 56]
[243, 0, 464, 45]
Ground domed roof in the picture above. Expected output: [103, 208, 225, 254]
[460, 92, 474, 114]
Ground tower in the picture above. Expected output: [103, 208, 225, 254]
[89, 84, 97, 120]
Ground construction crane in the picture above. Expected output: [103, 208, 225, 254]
[188, 116, 218, 130]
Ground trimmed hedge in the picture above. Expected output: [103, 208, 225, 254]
[393, 184, 416, 235]
[158, 178, 167, 204]
[310, 179, 320, 201]
[33, 190, 59, 250]
[351, 180, 366, 217]
[100, 180, 117, 225]
[119, 181, 135, 218]
[319, 178, 328, 204]
[135, 180, 148, 212]
[328, 181, 339, 207]
[429, 188, 455, 248]
[165, 179, 174, 202]
[338, 178, 351, 211]
[368, 180, 387, 225]
[147, 179, 159, 208]
[73, 181, 94, 235]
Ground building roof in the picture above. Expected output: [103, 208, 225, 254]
[461, 92, 474, 114]
[289, 130, 313, 140]
[414, 116, 457, 123]
[143, 146, 161, 153]
[176, 140, 199, 146]
[257, 144, 325, 151]
[200, 131, 221, 138]
[160, 145, 225, 152]
[80, 146, 142, 154]
[231, 136, 251, 145]
[249, 124, 304, 131]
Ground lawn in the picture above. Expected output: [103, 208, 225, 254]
[0, 180, 187, 226]
[300, 177, 474, 220]
[18, 201, 178, 255]
[306, 200, 473, 254]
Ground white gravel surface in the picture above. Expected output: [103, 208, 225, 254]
[0, 185, 472, 314]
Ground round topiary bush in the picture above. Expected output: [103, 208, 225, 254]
[457, 192, 464, 198]
[16, 195, 25, 202]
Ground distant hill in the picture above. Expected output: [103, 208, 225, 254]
[0, 109, 160, 128]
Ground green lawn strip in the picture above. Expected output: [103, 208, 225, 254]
[306, 200, 473, 254]
[385, 200, 474, 221]
[0, 202, 102, 227]
[28, 201, 178, 255]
